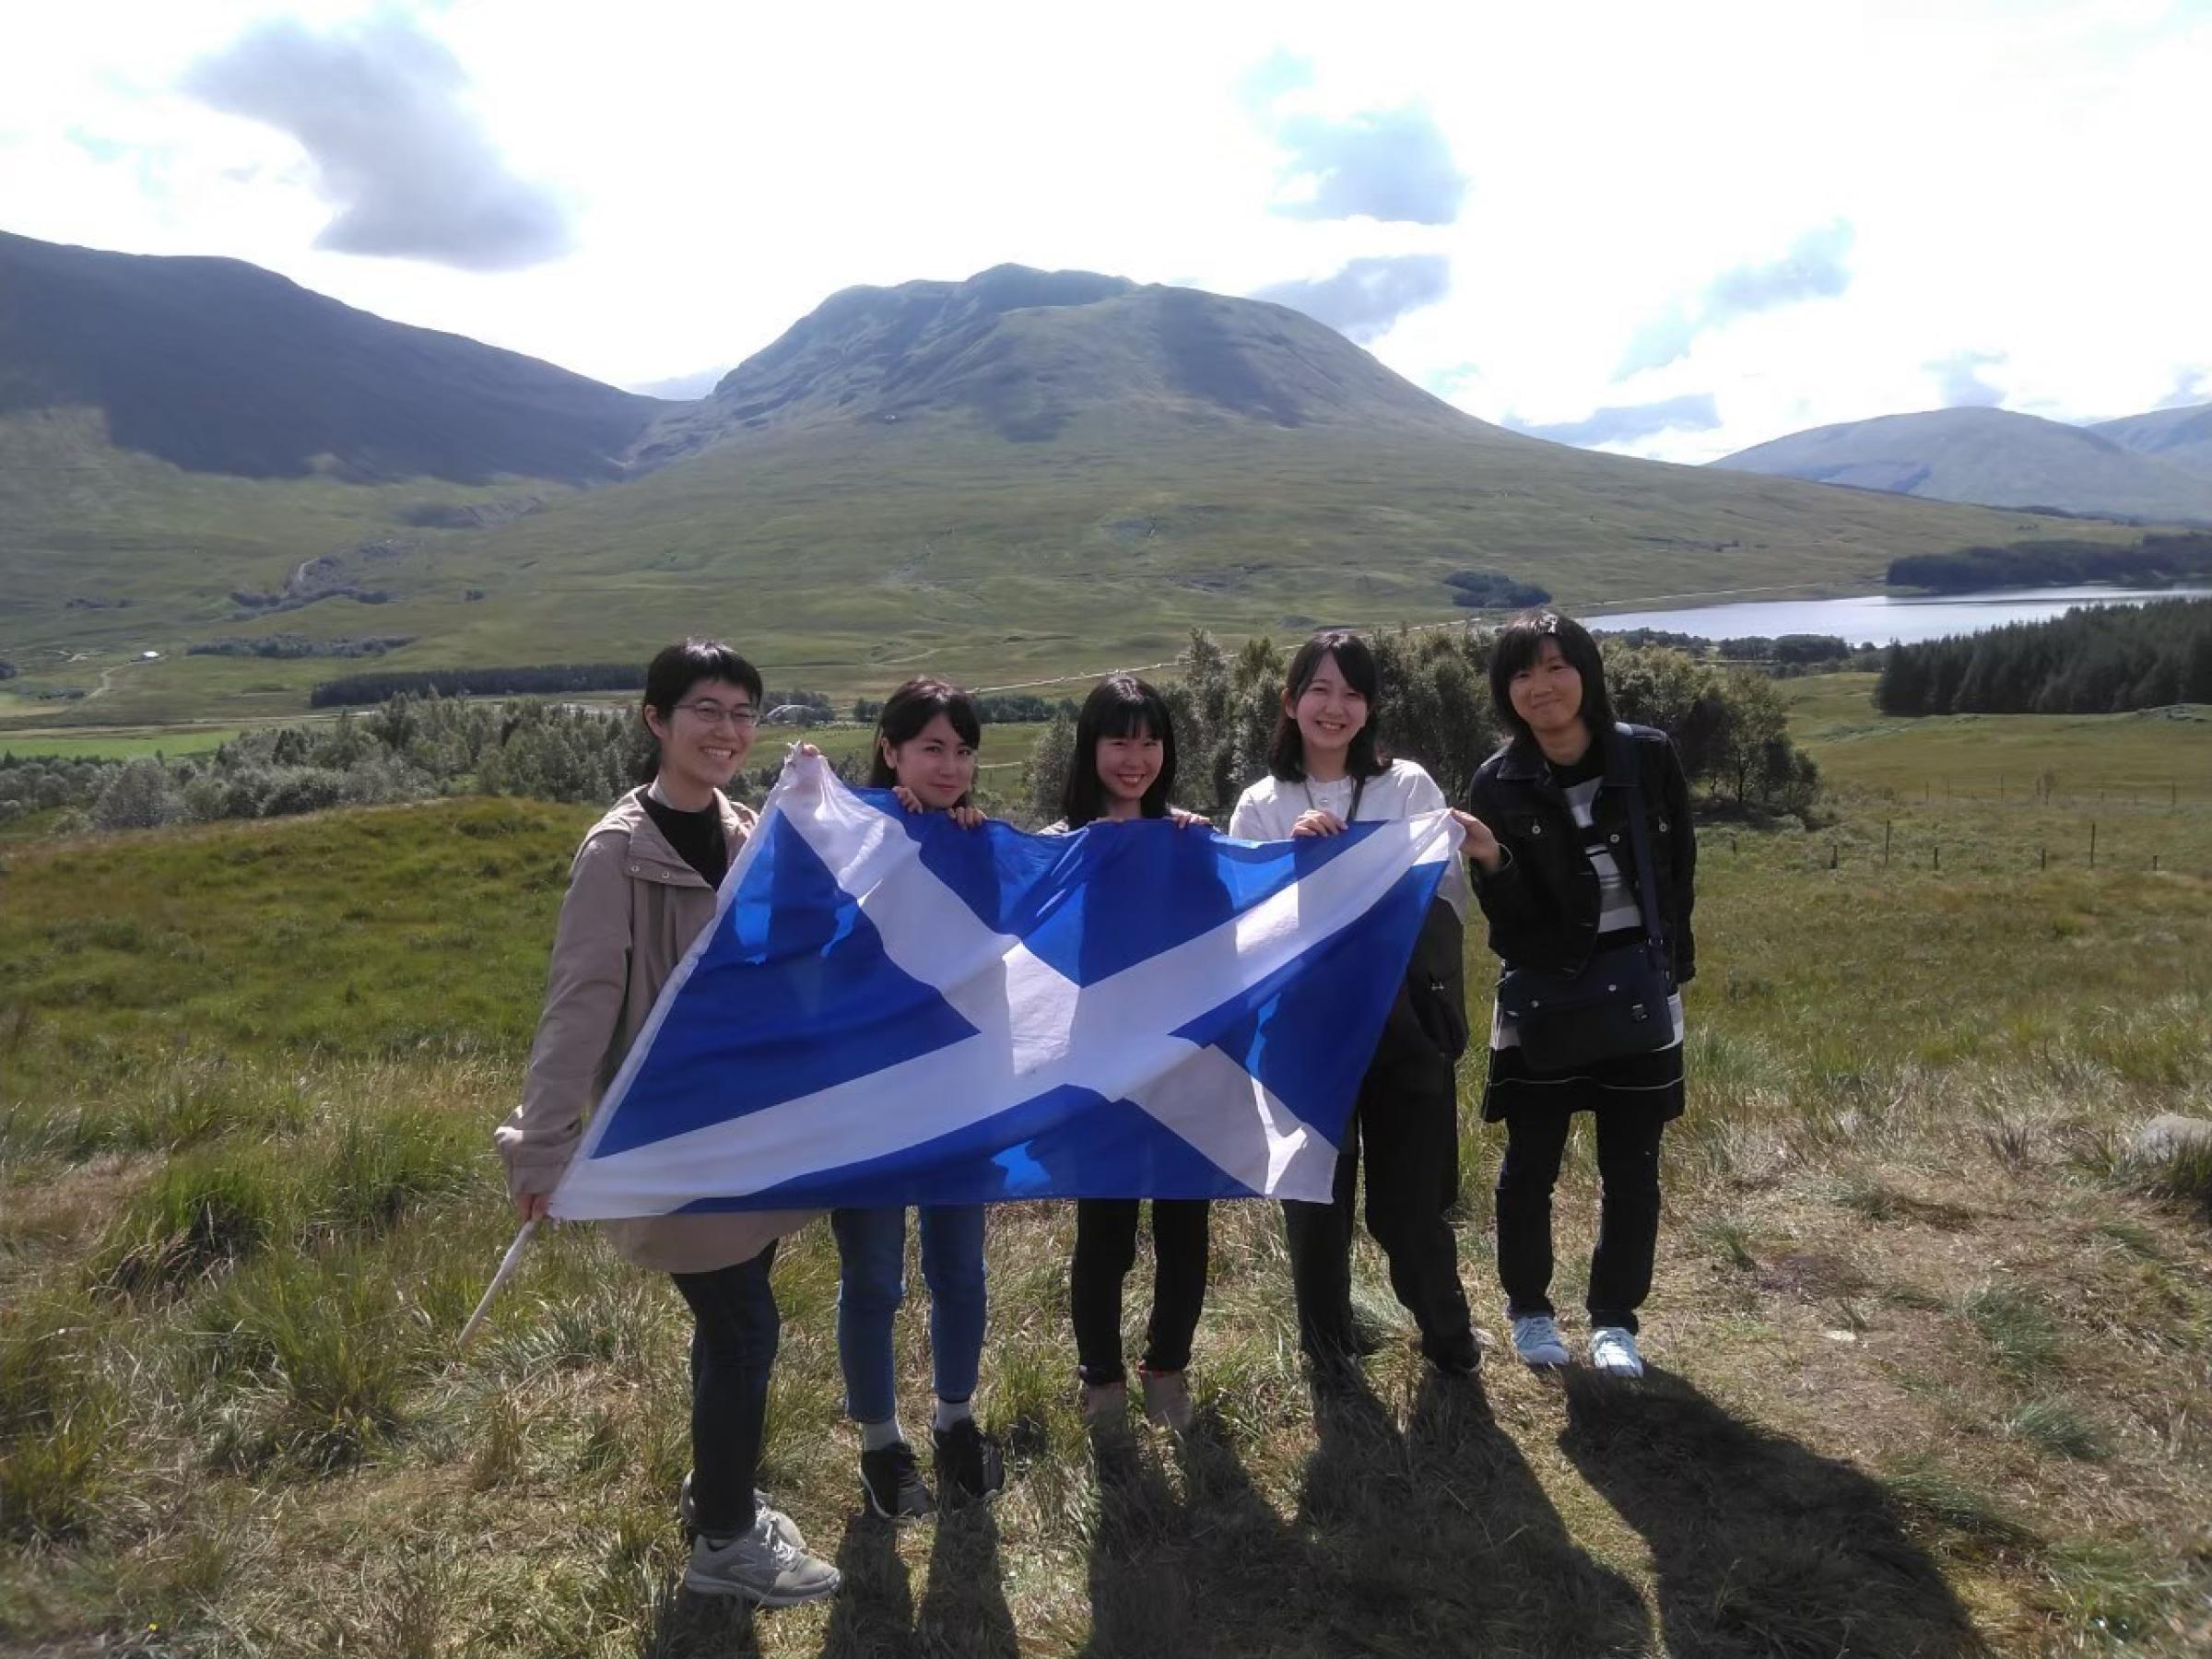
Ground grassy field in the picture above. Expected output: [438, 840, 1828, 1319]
[3, 697, 2209, 1655]
[2, 397, 2141, 728]
[0, 727, 242, 762]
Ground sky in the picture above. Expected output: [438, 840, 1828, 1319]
[4, 0, 2207, 464]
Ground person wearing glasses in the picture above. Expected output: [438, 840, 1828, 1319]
[495, 639, 841, 1607]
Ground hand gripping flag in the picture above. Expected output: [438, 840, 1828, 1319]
[548, 752, 1462, 1217]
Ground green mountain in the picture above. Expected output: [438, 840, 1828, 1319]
[0, 241, 2133, 727]
[1711, 406, 2212, 524]
[0, 229, 663, 482]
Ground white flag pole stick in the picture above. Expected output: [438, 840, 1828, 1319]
[458, 1218, 539, 1349]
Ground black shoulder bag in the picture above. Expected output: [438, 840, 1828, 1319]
[1493, 731, 1676, 1072]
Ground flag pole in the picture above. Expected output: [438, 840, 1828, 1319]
[458, 1218, 539, 1349]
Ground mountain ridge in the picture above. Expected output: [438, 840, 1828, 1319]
[635, 264, 1478, 466]
[1711, 406, 2212, 524]
[0, 236, 2145, 725]
[0, 229, 663, 485]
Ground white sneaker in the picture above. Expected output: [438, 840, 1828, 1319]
[1589, 1326, 1645, 1378]
[683, 1511, 841, 1606]
[1511, 1314, 1571, 1369]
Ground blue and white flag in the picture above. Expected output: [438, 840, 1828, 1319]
[549, 752, 1461, 1217]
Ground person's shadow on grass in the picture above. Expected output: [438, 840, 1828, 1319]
[1291, 1369, 1651, 1656]
[1559, 1367, 1992, 1659]
[813, 1512, 912, 1656]
[634, 1569, 769, 1659]
[915, 1499, 1019, 1657]
[804, 1494, 1017, 1659]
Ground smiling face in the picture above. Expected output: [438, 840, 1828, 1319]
[1288, 650, 1370, 771]
[882, 712, 977, 808]
[1094, 724, 1164, 817]
[642, 676, 756, 797]
[1507, 638, 1586, 740]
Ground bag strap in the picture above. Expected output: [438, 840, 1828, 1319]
[1607, 726, 1667, 954]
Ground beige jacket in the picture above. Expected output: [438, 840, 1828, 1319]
[494, 786, 818, 1274]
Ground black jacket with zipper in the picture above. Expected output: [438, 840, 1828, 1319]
[1466, 724, 1698, 986]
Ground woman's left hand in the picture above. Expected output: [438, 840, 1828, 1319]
[948, 805, 986, 830]
[1169, 808, 1211, 830]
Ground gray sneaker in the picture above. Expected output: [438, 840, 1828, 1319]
[1511, 1314, 1571, 1369]
[683, 1512, 841, 1606]
[680, 1472, 806, 1553]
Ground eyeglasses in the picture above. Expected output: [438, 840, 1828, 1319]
[673, 700, 759, 729]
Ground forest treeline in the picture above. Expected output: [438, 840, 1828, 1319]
[4, 628, 1821, 837]
[1887, 533, 2212, 594]
[1875, 597, 2212, 715]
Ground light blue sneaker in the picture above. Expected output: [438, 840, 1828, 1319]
[1511, 1314, 1571, 1369]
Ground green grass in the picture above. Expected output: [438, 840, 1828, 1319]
[3, 400, 2143, 726]
[4, 700, 2212, 1653]
[0, 726, 241, 760]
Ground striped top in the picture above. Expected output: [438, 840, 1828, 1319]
[1564, 773, 1644, 939]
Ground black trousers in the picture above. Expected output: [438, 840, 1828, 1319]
[1495, 1100, 1665, 1333]
[1283, 1052, 1474, 1367]
[1069, 1197, 1210, 1384]
[669, 1241, 779, 1538]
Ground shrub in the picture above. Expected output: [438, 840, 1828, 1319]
[91, 758, 184, 831]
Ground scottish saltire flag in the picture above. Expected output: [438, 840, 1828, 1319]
[548, 752, 1461, 1218]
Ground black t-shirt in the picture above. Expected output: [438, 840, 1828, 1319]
[641, 792, 729, 888]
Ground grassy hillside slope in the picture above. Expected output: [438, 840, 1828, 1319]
[7, 407, 2132, 730]
[3, 702, 2209, 1654]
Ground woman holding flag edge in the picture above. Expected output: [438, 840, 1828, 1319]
[493, 639, 841, 1606]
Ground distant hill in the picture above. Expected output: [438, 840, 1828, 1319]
[633, 264, 1473, 465]
[2090, 401, 2212, 479]
[1711, 406, 2212, 524]
[0, 249, 2139, 726]
[0, 229, 662, 484]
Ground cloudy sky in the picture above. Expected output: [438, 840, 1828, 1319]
[4, 0, 2206, 462]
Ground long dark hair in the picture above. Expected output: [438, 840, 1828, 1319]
[1488, 609, 1616, 747]
[867, 677, 983, 791]
[639, 638, 762, 782]
[1266, 629, 1388, 782]
[1060, 674, 1177, 827]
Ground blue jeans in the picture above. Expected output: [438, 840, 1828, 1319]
[831, 1205, 988, 1424]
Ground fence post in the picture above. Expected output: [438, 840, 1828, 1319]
[2040, 846, 2047, 871]
[1883, 819, 1892, 866]
[1933, 843, 1940, 873]
[2089, 821, 2097, 869]
[1830, 843, 1839, 870]
[2153, 853, 2160, 873]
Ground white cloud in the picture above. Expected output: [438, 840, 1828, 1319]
[0, 0, 2206, 453]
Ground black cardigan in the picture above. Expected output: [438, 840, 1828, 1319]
[1465, 724, 1697, 985]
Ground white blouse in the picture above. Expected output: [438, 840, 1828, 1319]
[1228, 759, 1468, 920]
